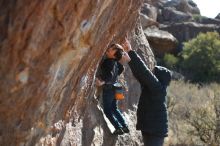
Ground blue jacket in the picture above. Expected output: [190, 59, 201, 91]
[128, 50, 171, 137]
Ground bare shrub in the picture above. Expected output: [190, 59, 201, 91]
[167, 80, 220, 145]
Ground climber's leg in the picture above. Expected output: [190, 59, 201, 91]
[111, 99, 127, 128]
[103, 87, 122, 129]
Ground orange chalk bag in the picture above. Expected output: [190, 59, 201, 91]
[113, 83, 125, 100]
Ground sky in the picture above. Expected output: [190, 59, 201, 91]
[192, 0, 220, 18]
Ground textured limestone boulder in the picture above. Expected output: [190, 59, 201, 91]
[193, 17, 220, 25]
[144, 27, 178, 55]
[144, 0, 167, 7]
[164, 0, 200, 15]
[158, 7, 192, 23]
[140, 13, 159, 29]
[141, 3, 158, 21]
[160, 22, 220, 50]
[0, 0, 144, 145]
[215, 13, 220, 20]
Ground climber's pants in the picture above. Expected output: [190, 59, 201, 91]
[102, 86, 127, 129]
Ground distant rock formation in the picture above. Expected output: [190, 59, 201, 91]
[140, 1, 179, 55]
[161, 22, 220, 49]
[158, 7, 192, 23]
[141, 3, 158, 21]
[216, 13, 220, 20]
[163, 0, 200, 15]
[193, 16, 220, 25]
[155, 0, 220, 53]
[144, 27, 178, 55]
[140, 13, 159, 29]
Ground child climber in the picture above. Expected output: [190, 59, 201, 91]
[96, 44, 131, 135]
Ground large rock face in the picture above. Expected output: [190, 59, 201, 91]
[0, 0, 148, 145]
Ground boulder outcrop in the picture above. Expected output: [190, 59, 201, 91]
[160, 22, 220, 50]
[155, 0, 220, 52]
[158, 7, 192, 23]
[140, 13, 159, 29]
[144, 0, 167, 7]
[144, 27, 178, 55]
[141, 3, 158, 21]
[140, 0, 180, 55]
[163, 0, 200, 15]
[0, 0, 149, 145]
[193, 16, 220, 25]
[215, 13, 220, 20]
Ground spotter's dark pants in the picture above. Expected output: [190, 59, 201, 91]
[142, 131, 165, 146]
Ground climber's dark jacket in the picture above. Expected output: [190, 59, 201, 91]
[128, 50, 171, 137]
[100, 58, 124, 85]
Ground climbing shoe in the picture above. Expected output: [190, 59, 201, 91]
[122, 126, 130, 133]
[113, 128, 124, 135]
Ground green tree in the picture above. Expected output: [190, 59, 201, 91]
[181, 32, 220, 83]
[162, 53, 179, 70]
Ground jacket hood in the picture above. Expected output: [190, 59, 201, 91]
[154, 66, 171, 86]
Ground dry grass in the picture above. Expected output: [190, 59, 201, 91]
[166, 80, 220, 146]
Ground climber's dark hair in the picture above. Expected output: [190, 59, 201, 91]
[107, 43, 124, 61]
